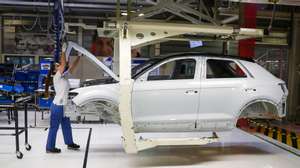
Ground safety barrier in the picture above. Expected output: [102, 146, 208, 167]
[246, 119, 300, 150]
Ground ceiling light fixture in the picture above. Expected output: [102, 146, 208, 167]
[121, 12, 128, 16]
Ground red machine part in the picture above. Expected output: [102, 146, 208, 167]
[238, 3, 257, 58]
[237, 4, 257, 128]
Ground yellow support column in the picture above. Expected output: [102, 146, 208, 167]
[117, 22, 138, 154]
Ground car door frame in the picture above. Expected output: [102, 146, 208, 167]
[132, 56, 202, 132]
[196, 57, 251, 131]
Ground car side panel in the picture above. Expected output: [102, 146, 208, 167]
[132, 57, 201, 132]
[236, 61, 287, 118]
[196, 57, 286, 131]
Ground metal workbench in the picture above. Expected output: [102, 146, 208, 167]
[0, 96, 32, 159]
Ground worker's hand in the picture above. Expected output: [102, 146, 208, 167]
[62, 42, 67, 53]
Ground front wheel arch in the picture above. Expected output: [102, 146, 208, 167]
[74, 99, 120, 123]
[75, 98, 119, 108]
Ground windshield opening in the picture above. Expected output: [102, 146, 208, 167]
[131, 58, 161, 77]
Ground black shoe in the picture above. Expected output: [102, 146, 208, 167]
[67, 143, 80, 150]
[46, 148, 61, 153]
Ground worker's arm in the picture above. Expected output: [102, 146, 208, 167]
[56, 42, 68, 75]
[68, 56, 81, 74]
[56, 52, 67, 74]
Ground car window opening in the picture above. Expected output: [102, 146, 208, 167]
[206, 59, 247, 79]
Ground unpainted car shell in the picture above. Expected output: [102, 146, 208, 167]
[71, 54, 288, 132]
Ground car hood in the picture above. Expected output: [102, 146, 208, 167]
[65, 41, 119, 82]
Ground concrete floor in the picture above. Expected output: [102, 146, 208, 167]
[0, 111, 300, 168]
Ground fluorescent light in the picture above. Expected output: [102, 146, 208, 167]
[121, 12, 128, 16]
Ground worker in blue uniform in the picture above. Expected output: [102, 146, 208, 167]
[46, 43, 81, 153]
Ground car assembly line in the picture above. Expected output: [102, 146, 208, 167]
[0, 1, 299, 168]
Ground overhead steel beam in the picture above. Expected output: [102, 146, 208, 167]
[227, 0, 300, 6]
[125, 21, 263, 48]
[130, 1, 169, 20]
[199, 0, 211, 17]
[134, 9, 166, 20]
[221, 15, 239, 24]
[164, 8, 202, 24]
[0, 0, 127, 9]
[143, 0, 158, 5]
[0, 13, 108, 20]
[168, 1, 219, 24]
[130, 0, 218, 25]
[219, 9, 300, 20]
[165, 0, 204, 22]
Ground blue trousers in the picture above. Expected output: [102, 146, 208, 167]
[46, 103, 74, 150]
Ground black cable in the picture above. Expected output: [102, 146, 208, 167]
[268, 2, 277, 33]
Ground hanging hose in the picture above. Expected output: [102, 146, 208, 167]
[46, 0, 52, 35]
[21, 15, 39, 31]
[43, 0, 64, 98]
[268, 1, 278, 33]
[53, 0, 64, 63]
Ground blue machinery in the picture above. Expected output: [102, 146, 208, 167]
[0, 66, 33, 159]
[0, 64, 37, 159]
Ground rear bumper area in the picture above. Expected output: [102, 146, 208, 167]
[278, 98, 287, 118]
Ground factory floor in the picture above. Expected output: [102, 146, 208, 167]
[0, 111, 300, 168]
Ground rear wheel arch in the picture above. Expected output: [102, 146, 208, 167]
[235, 98, 280, 124]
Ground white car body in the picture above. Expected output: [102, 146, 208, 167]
[71, 53, 288, 133]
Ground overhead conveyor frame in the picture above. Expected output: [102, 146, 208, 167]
[115, 21, 264, 153]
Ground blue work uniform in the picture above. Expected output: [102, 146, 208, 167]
[46, 71, 74, 150]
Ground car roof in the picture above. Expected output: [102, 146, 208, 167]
[133, 52, 255, 79]
[153, 52, 255, 63]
